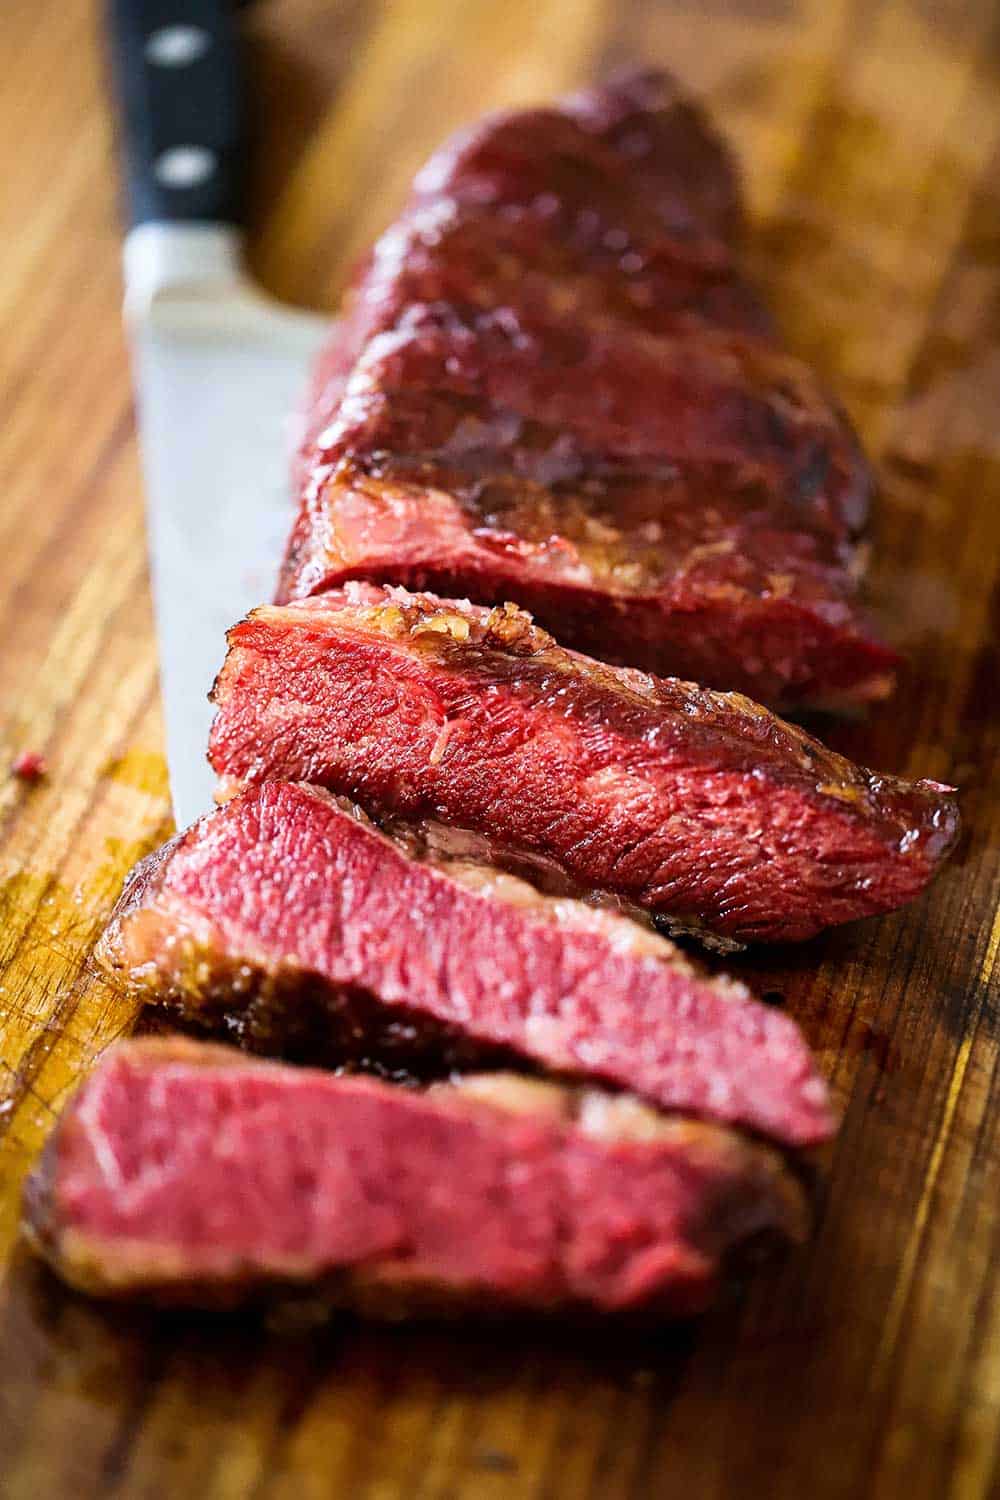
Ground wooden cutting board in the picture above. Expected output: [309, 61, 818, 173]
[1, 1, 998, 1495]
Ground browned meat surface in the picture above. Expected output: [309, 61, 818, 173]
[208, 585, 958, 946]
[281, 69, 896, 708]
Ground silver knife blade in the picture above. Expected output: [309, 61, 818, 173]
[125, 225, 330, 828]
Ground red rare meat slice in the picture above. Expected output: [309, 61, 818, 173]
[207, 585, 959, 947]
[95, 781, 835, 1148]
[281, 69, 896, 709]
[23, 1038, 807, 1318]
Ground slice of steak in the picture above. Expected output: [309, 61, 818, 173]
[281, 70, 895, 708]
[24, 1038, 807, 1318]
[207, 585, 959, 946]
[285, 303, 892, 706]
[420, 65, 747, 246]
[295, 67, 763, 475]
[95, 781, 835, 1147]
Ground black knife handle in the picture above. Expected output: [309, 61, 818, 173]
[106, 0, 247, 228]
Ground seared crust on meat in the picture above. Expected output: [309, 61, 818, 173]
[281, 69, 895, 708]
[208, 588, 958, 945]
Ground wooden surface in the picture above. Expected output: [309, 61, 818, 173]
[1, 1, 999, 1495]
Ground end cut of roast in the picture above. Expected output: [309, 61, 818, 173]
[24, 1039, 807, 1318]
[208, 586, 959, 947]
[96, 782, 835, 1146]
[280, 69, 896, 709]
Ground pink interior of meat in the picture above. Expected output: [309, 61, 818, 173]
[149, 781, 834, 1145]
[56, 1054, 741, 1310]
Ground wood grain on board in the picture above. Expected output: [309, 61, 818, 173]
[0, 1, 998, 1496]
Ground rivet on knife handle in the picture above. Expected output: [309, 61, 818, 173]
[106, 0, 247, 229]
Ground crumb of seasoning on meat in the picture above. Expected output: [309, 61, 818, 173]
[11, 750, 47, 783]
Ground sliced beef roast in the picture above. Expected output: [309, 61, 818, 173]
[24, 1039, 806, 1317]
[280, 69, 896, 709]
[95, 781, 834, 1147]
[208, 586, 959, 947]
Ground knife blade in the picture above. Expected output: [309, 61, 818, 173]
[108, 1, 329, 827]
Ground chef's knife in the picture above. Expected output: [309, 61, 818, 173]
[107, 0, 330, 826]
